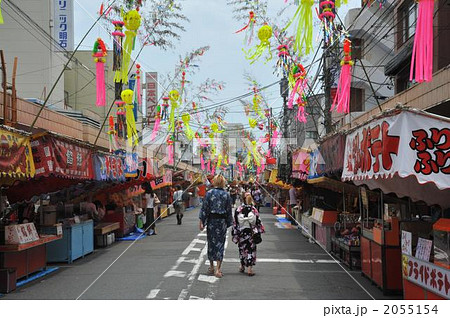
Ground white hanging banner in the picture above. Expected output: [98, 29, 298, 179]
[342, 110, 450, 207]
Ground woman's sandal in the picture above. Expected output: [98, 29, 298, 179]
[215, 270, 223, 278]
[248, 271, 255, 276]
[207, 267, 215, 275]
[239, 266, 245, 273]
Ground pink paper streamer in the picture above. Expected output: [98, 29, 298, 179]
[410, 0, 434, 83]
[168, 144, 174, 165]
[331, 63, 352, 114]
[288, 77, 307, 109]
[95, 54, 106, 106]
[297, 106, 307, 123]
[150, 118, 160, 141]
[136, 73, 142, 105]
[200, 153, 205, 170]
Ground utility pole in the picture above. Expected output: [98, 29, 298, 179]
[279, 76, 289, 182]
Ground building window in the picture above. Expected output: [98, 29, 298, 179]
[350, 88, 364, 112]
[352, 38, 363, 60]
[305, 131, 318, 140]
[398, 1, 417, 47]
[64, 90, 70, 109]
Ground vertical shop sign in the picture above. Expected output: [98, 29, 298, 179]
[54, 0, 74, 51]
[145, 72, 158, 120]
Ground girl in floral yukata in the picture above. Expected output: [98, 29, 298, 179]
[232, 194, 265, 276]
[199, 175, 233, 278]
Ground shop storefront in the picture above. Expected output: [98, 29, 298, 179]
[341, 109, 450, 298]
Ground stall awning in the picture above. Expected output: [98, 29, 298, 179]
[0, 126, 35, 183]
[342, 108, 450, 208]
[307, 176, 359, 195]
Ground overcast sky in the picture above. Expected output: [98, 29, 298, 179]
[74, 0, 360, 126]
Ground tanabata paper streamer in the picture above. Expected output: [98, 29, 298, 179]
[249, 118, 258, 129]
[282, 0, 314, 56]
[112, 20, 125, 93]
[135, 64, 142, 106]
[107, 115, 118, 152]
[167, 136, 174, 165]
[235, 11, 256, 45]
[211, 123, 224, 133]
[332, 39, 353, 114]
[244, 24, 273, 64]
[115, 101, 126, 138]
[410, 0, 434, 83]
[335, 0, 348, 8]
[0, 0, 3, 24]
[252, 89, 265, 119]
[209, 132, 216, 158]
[93, 38, 107, 107]
[161, 97, 170, 121]
[168, 90, 180, 132]
[288, 63, 307, 109]
[121, 10, 141, 84]
[318, 0, 337, 46]
[150, 105, 161, 141]
[195, 132, 207, 147]
[200, 151, 205, 170]
[277, 45, 292, 78]
[121, 89, 138, 147]
[182, 113, 194, 140]
[297, 101, 307, 123]
[217, 154, 223, 168]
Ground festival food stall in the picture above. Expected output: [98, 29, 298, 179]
[28, 133, 95, 263]
[342, 108, 450, 297]
[0, 127, 61, 293]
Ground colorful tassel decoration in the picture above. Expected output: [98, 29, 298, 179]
[410, 0, 434, 83]
[115, 101, 126, 138]
[150, 105, 161, 141]
[318, 0, 338, 47]
[121, 10, 141, 85]
[277, 45, 292, 77]
[244, 24, 273, 64]
[161, 97, 170, 121]
[282, 0, 314, 56]
[168, 90, 179, 132]
[288, 63, 307, 109]
[332, 39, 353, 114]
[112, 20, 125, 98]
[121, 89, 138, 147]
[93, 38, 107, 106]
[200, 152, 205, 170]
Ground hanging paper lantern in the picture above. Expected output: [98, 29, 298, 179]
[112, 20, 125, 98]
[235, 11, 256, 45]
[288, 63, 307, 109]
[244, 24, 273, 64]
[410, 0, 434, 83]
[121, 9, 141, 84]
[93, 38, 107, 106]
[167, 135, 174, 165]
[168, 90, 180, 132]
[332, 39, 353, 114]
[121, 89, 138, 147]
[182, 113, 194, 140]
[150, 105, 162, 141]
[282, 0, 314, 56]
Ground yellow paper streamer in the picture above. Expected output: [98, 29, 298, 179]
[244, 24, 273, 64]
[0, 0, 4, 25]
[168, 90, 179, 133]
[121, 89, 138, 147]
[121, 10, 141, 84]
[209, 132, 216, 158]
[211, 123, 224, 133]
[282, 0, 314, 56]
[182, 113, 194, 140]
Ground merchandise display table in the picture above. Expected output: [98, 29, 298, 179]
[102, 211, 136, 237]
[0, 235, 62, 280]
[94, 222, 120, 247]
[331, 237, 361, 270]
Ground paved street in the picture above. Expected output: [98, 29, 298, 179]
[2, 207, 395, 300]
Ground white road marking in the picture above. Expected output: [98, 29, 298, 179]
[197, 274, 219, 284]
[204, 258, 339, 264]
[177, 289, 188, 300]
[182, 238, 206, 255]
[189, 295, 212, 300]
[198, 233, 207, 237]
[164, 270, 187, 278]
[146, 289, 160, 299]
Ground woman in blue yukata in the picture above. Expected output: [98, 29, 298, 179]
[199, 175, 233, 278]
[232, 194, 265, 276]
